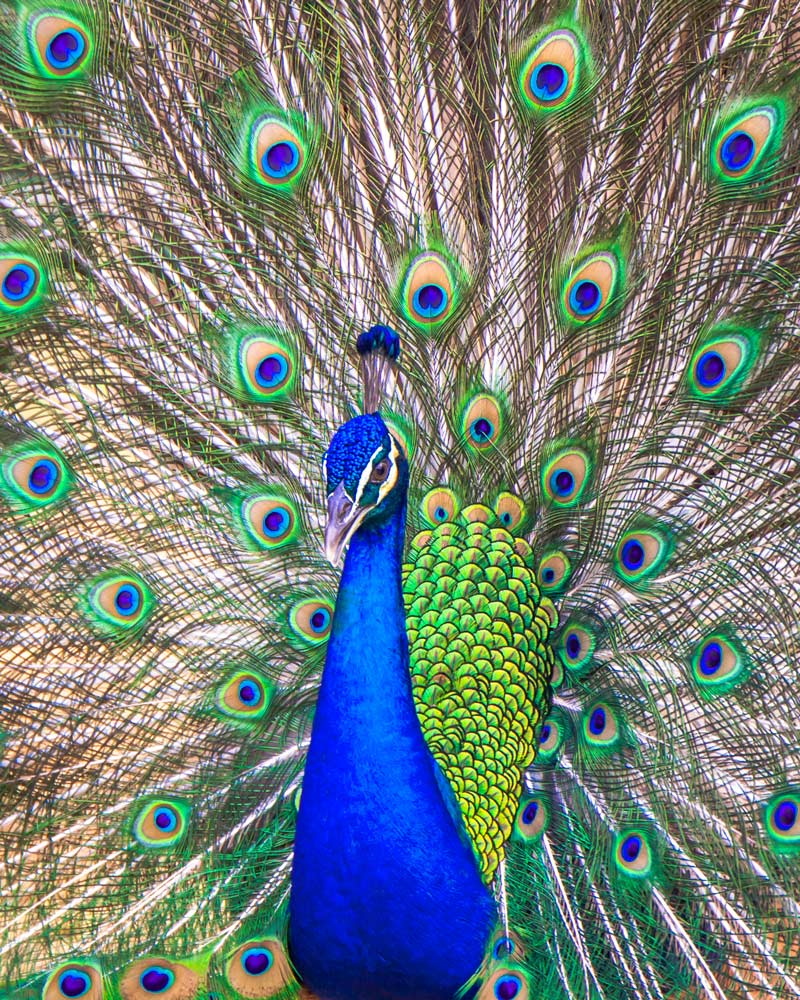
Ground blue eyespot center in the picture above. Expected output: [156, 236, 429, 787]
[542, 568, 555, 582]
[238, 680, 261, 706]
[263, 141, 299, 178]
[589, 707, 606, 735]
[621, 539, 645, 572]
[310, 608, 330, 633]
[522, 802, 538, 824]
[412, 283, 447, 319]
[621, 835, 642, 863]
[47, 28, 86, 69]
[242, 947, 273, 975]
[29, 458, 58, 494]
[493, 936, 515, 959]
[569, 279, 601, 315]
[534, 62, 568, 101]
[696, 350, 726, 388]
[58, 971, 91, 998]
[565, 632, 581, 659]
[140, 966, 174, 994]
[470, 418, 494, 442]
[114, 583, 141, 616]
[550, 469, 574, 496]
[774, 799, 798, 832]
[495, 974, 522, 999]
[255, 353, 289, 388]
[263, 507, 290, 537]
[434, 506, 448, 521]
[699, 642, 722, 676]
[540, 724, 552, 744]
[721, 130, 755, 171]
[2, 264, 36, 302]
[154, 806, 178, 832]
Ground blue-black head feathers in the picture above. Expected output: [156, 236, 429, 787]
[323, 413, 408, 563]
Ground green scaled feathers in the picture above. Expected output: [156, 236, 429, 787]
[404, 505, 557, 879]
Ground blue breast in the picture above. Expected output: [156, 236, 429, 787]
[288, 505, 496, 1000]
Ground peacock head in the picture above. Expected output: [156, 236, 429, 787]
[323, 413, 408, 563]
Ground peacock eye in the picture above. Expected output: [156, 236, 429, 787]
[370, 459, 390, 483]
[44, 963, 102, 1000]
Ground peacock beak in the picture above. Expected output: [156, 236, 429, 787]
[324, 482, 369, 565]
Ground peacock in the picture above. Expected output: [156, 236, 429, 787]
[1, 0, 799, 997]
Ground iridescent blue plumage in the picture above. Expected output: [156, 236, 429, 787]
[289, 415, 495, 1000]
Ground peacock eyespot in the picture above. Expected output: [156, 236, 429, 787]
[290, 599, 334, 643]
[461, 394, 503, 452]
[614, 830, 653, 876]
[85, 572, 153, 633]
[519, 28, 582, 112]
[583, 701, 620, 749]
[217, 670, 272, 720]
[240, 496, 299, 550]
[614, 528, 670, 584]
[226, 938, 287, 994]
[691, 633, 747, 695]
[28, 14, 93, 78]
[494, 974, 523, 999]
[542, 447, 590, 505]
[250, 117, 307, 188]
[2, 446, 71, 509]
[238, 333, 295, 400]
[493, 936, 515, 960]
[139, 967, 174, 994]
[537, 714, 567, 762]
[537, 552, 571, 592]
[421, 487, 460, 527]
[687, 331, 756, 400]
[713, 104, 782, 182]
[133, 799, 189, 848]
[241, 946, 273, 975]
[562, 252, 620, 324]
[765, 792, 800, 852]
[400, 252, 457, 327]
[45, 964, 103, 1000]
[0, 255, 44, 312]
[766, 791, 800, 853]
[515, 795, 548, 841]
[558, 624, 594, 671]
[494, 493, 526, 531]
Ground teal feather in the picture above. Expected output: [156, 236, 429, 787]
[1, 1, 800, 998]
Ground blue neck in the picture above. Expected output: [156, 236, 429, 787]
[289, 503, 495, 1000]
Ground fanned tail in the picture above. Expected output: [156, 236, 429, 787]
[1, 1, 799, 998]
